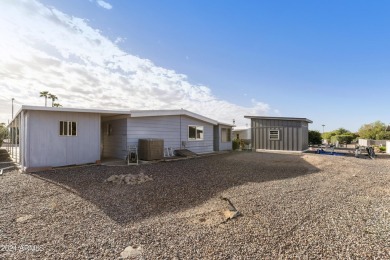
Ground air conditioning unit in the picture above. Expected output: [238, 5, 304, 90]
[138, 139, 164, 160]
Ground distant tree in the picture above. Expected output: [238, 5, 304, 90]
[0, 123, 9, 147]
[309, 130, 322, 145]
[331, 134, 355, 144]
[321, 131, 335, 143]
[333, 128, 350, 135]
[53, 103, 62, 107]
[321, 127, 356, 144]
[376, 131, 390, 140]
[39, 91, 50, 107]
[48, 94, 58, 107]
[358, 121, 388, 140]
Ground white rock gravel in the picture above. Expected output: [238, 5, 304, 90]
[15, 215, 34, 223]
[0, 150, 389, 259]
[120, 245, 143, 258]
[105, 172, 153, 185]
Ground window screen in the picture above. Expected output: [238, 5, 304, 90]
[60, 121, 77, 136]
[188, 125, 204, 140]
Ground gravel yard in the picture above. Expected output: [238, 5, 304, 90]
[1, 149, 389, 259]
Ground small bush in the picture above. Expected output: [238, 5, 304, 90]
[232, 139, 241, 150]
[309, 130, 322, 145]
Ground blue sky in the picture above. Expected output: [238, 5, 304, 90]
[1, 0, 389, 132]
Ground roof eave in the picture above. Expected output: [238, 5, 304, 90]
[244, 115, 313, 124]
[130, 109, 218, 125]
[19, 105, 131, 115]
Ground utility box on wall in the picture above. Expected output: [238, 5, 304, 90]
[138, 139, 164, 160]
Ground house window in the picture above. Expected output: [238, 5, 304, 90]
[221, 128, 231, 142]
[60, 121, 77, 136]
[188, 125, 204, 140]
[269, 129, 280, 140]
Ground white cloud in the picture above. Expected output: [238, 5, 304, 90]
[0, 0, 271, 126]
[114, 37, 126, 44]
[96, 0, 112, 10]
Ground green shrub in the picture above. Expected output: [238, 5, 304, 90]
[309, 130, 322, 145]
[379, 146, 386, 152]
[232, 139, 241, 150]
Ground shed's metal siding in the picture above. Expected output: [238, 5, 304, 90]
[26, 110, 100, 167]
[127, 115, 214, 154]
[251, 119, 309, 151]
[102, 118, 127, 159]
[301, 122, 309, 150]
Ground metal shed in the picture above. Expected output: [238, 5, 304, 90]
[244, 116, 313, 152]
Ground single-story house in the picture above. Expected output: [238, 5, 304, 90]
[244, 116, 313, 152]
[232, 126, 251, 140]
[6, 106, 232, 171]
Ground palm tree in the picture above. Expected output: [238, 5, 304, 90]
[48, 94, 58, 107]
[39, 91, 50, 107]
[53, 103, 62, 107]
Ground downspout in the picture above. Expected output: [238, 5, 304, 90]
[11, 119, 14, 159]
[18, 113, 21, 164]
[10, 120, 12, 155]
[26, 111, 30, 169]
[99, 115, 101, 161]
[180, 114, 182, 149]
[21, 111, 24, 169]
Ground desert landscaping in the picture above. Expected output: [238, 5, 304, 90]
[0, 149, 389, 259]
